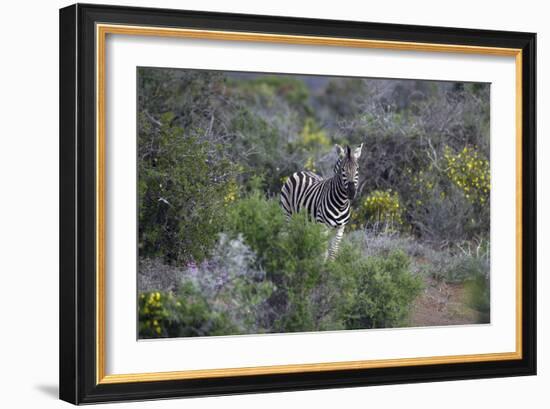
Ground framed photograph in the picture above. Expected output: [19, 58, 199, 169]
[59, 3, 536, 404]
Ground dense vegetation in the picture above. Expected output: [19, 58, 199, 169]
[137, 68, 490, 338]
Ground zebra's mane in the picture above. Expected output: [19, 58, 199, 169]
[303, 170, 323, 182]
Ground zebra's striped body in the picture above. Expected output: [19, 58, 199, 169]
[280, 171, 351, 227]
[280, 144, 363, 260]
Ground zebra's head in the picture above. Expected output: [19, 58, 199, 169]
[335, 143, 363, 200]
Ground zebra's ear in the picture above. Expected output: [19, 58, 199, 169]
[345, 145, 351, 158]
[353, 143, 363, 159]
[335, 144, 345, 157]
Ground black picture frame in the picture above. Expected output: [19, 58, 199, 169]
[59, 3, 536, 404]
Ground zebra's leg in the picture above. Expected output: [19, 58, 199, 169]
[327, 225, 345, 261]
[282, 211, 291, 223]
[322, 227, 331, 260]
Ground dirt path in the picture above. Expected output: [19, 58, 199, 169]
[409, 277, 481, 327]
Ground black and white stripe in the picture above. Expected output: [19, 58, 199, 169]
[280, 144, 363, 260]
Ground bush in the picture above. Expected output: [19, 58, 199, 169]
[227, 76, 317, 195]
[225, 191, 288, 275]
[336, 80, 490, 243]
[138, 291, 170, 337]
[424, 245, 489, 284]
[445, 254, 489, 283]
[184, 233, 275, 333]
[138, 286, 237, 338]
[226, 192, 329, 331]
[226, 192, 421, 333]
[464, 273, 490, 323]
[138, 233, 275, 336]
[138, 121, 237, 264]
[270, 211, 328, 332]
[328, 244, 423, 329]
[139, 192, 424, 336]
[443, 145, 490, 205]
[351, 189, 403, 232]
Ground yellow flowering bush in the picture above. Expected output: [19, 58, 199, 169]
[403, 167, 434, 207]
[304, 156, 316, 172]
[138, 291, 171, 337]
[351, 189, 403, 231]
[299, 117, 330, 148]
[224, 179, 239, 205]
[443, 146, 490, 205]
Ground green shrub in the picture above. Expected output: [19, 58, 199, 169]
[225, 191, 287, 274]
[328, 244, 423, 329]
[464, 273, 490, 323]
[270, 212, 328, 332]
[138, 121, 237, 264]
[226, 193, 329, 332]
[238, 75, 312, 114]
[226, 192, 421, 333]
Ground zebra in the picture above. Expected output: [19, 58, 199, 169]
[280, 143, 363, 260]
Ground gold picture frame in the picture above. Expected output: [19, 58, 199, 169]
[60, 4, 536, 404]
